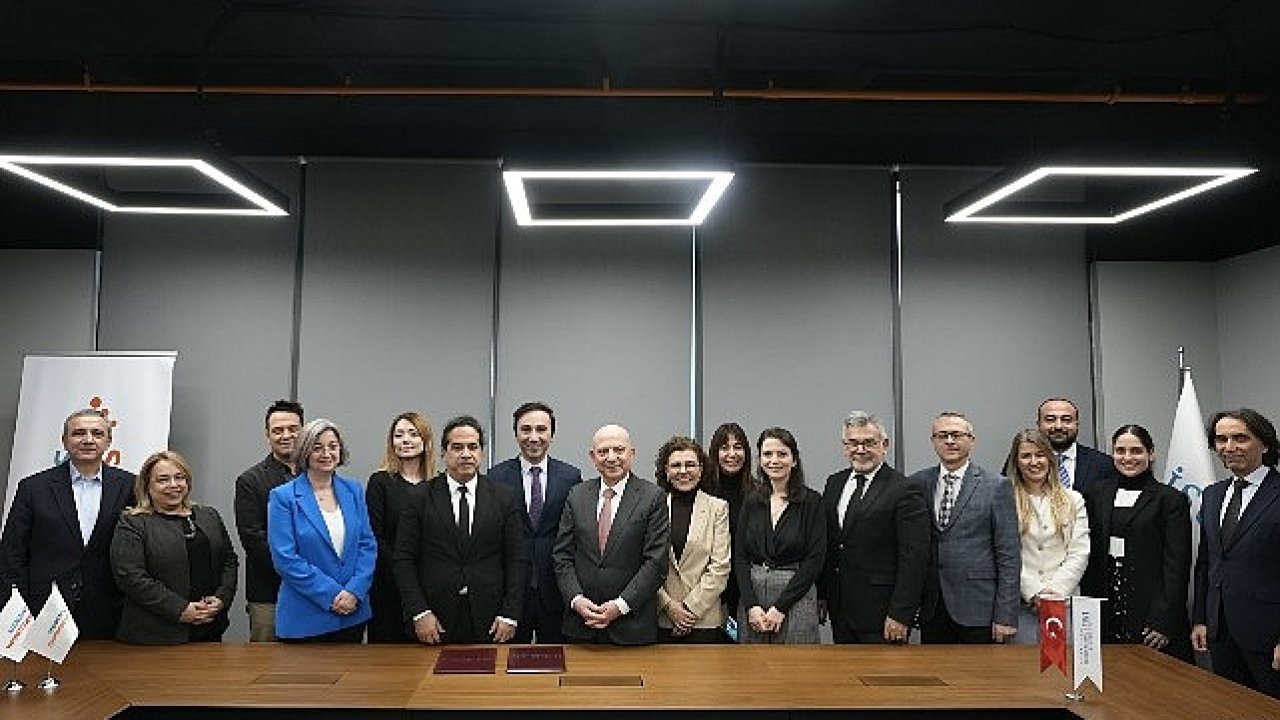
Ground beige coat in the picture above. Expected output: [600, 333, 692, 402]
[657, 490, 731, 629]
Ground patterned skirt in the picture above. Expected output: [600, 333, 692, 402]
[739, 564, 820, 644]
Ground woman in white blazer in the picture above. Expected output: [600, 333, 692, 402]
[654, 436, 731, 643]
[1004, 428, 1090, 644]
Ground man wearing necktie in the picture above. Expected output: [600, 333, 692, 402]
[554, 424, 669, 644]
[909, 412, 1020, 644]
[819, 411, 929, 644]
[1037, 398, 1111, 497]
[1192, 408, 1280, 698]
[394, 416, 527, 645]
[488, 402, 582, 643]
[0, 408, 134, 639]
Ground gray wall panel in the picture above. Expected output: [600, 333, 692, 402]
[1216, 244, 1280, 420]
[493, 223, 692, 474]
[97, 159, 301, 641]
[899, 169, 1092, 474]
[298, 160, 498, 476]
[701, 165, 896, 479]
[0, 250, 99, 500]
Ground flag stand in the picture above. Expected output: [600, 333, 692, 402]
[36, 658, 59, 691]
[3, 660, 22, 693]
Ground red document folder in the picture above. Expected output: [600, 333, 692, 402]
[506, 646, 566, 674]
[433, 647, 498, 674]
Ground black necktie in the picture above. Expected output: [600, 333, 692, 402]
[457, 484, 471, 539]
[852, 474, 868, 503]
[1220, 478, 1249, 542]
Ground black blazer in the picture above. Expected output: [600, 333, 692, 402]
[233, 454, 293, 604]
[1081, 472, 1192, 660]
[1193, 467, 1280, 654]
[488, 457, 582, 596]
[1073, 444, 1113, 497]
[393, 474, 528, 639]
[818, 464, 930, 637]
[109, 505, 239, 645]
[0, 462, 134, 639]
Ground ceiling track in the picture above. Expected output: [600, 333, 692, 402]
[0, 81, 1263, 105]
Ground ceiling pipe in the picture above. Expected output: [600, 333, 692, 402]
[0, 81, 1262, 105]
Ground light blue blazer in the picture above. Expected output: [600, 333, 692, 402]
[268, 473, 376, 639]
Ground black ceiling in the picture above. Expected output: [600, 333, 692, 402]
[2, 1, 1278, 259]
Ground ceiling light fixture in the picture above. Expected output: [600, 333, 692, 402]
[945, 166, 1256, 224]
[0, 155, 289, 216]
[503, 170, 734, 227]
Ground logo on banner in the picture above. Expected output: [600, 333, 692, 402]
[52, 395, 125, 468]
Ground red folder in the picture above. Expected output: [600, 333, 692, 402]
[506, 645, 566, 674]
[433, 647, 498, 674]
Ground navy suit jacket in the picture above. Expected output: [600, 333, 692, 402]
[909, 463, 1021, 629]
[1193, 467, 1280, 653]
[0, 462, 134, 639]
[268, 474, 376, 639]
[1072, 444, 1112, 497]
[489, 456, 582, 597]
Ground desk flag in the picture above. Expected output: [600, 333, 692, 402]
[1071, 596, 1103, 692]
[26, 583, 78, 664]
[1, 587, 32, 662]
[1038, 596, 1067, 675]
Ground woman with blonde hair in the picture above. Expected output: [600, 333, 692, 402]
[366, 411, 436, 642]
[1003, 428, 1089, 644]
[110, 451, 239, 644]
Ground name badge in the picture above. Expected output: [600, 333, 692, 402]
[1114, 489, 1141, 508]
[1109, 536, 1126, 558]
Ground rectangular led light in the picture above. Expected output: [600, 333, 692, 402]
[503, 170, 734, 226]
[0, 155, 289, 216]
[945, 166, 1256, 224]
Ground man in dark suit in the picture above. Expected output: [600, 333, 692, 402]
[0, 408, 134, 639]
[819, 411, 929, 644]
[554, 424, 669, 645]
[233, 399, 303, 641]
[394, 416, 527, 644]
[910, 411, 1020, 644]
[489, 401, 582, 643]
[1037, 397, 1111, 496]
[1192, 408, 1280, 698]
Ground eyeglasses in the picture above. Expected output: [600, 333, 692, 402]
[841, 439, 883, 450]
[152, 474, 189, 486]
[666, 461, 702, 471]
[931, 431, 973, 442]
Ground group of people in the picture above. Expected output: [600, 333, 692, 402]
[0, 398, 1276, 699]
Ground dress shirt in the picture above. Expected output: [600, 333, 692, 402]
[1058, 443, 1079, 488]
[932, 462, 970, 520]
[446, 474, 478, 534]
[70, 465, 104, 545]
[1218, 464, 1270, 524]
[519, 457, 549, 511]
[836, 463, 882, 528]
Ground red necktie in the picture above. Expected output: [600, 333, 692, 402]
[597, 487, 616, 554]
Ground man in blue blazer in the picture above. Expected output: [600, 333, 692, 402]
[1192, 408, 1280, 698]
[488, 402, 582, 643]
[1037, 398, 1111, 497]
[1, 409, 134, 639]
[910, 412, 1020, 644]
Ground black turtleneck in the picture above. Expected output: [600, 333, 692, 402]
[669, 487, 697, 561]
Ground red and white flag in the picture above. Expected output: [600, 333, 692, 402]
[25, 583, 78, 664]
[0, 587, 32, 662]
[1039, 596, 1067, 676]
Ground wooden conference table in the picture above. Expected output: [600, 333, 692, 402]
[4, 642, 1278, 720]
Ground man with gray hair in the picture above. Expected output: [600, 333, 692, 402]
[818, 411, 930, 643]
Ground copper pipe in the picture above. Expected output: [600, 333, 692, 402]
[0, 81, 1263, 105]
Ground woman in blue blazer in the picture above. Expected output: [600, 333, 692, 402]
[269, 418, 377, 641]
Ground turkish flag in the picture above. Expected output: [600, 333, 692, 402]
[1039, 596, 1067, 676]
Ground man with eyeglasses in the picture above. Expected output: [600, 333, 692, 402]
[818, 411, 929, 644]
[909, 412, 1020, 644]
[1, 408, 134, 639]
[234, 399, 303, 641]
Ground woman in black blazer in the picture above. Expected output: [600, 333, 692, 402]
[1081, 424, 1192, 662]
[110, 451, 238, 645]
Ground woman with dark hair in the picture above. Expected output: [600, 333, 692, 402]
[110, 451, 238, 644]
[366, 411, 437, 642]
[269, 418, 377, 642]
[708, 422, 751, 619]
[1003, 429, 1089, 645]
[734, 427, 826, 644]
[653, 436, 731, 643]
[1081, 424, 1192, 661]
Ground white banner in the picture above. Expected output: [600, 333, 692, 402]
[1160, 373, 1218, 562]
[1071, 595, 1103, 692]
[3, 352, 176, 532]
[25, 583, 78, 664]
